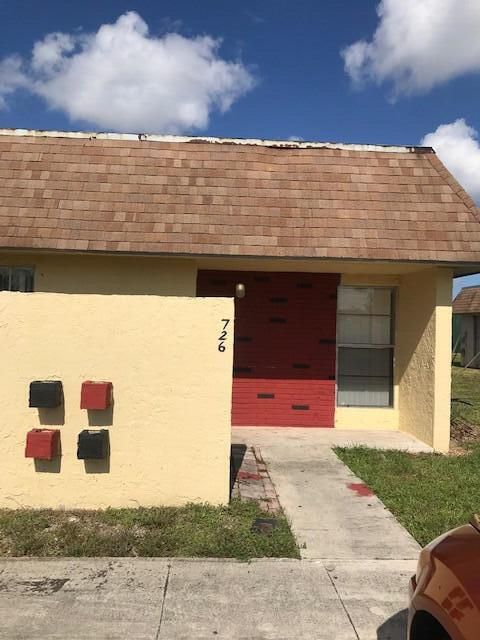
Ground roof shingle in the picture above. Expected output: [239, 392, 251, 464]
[0, 130, 480, 263]
[453, 286, 480, 314]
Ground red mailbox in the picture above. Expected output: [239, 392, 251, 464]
[25, 429, 60, 460]
[80, 381, 112, 410]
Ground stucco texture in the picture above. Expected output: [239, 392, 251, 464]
[0, 252, 197, 296]
[397, 268, 452, 451]
[0, 292, 233, 508]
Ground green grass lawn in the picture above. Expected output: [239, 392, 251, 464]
[335, 445, 480, 547]
[0, 500, 299, 560]
[335, 365, 480, 547]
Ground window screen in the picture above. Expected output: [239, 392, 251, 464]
[337, 287, 394, 407]
[0, 266, 34, 292]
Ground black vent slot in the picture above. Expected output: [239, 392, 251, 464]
[237, 336, 252, 343]
[212, 279, 228, 286]
[254, 276, 270, 282]
[257, 393, 275, 399]
[270, 297, 288, 303]
[297, 282, 313, 289]
[319, 338, 336, 345]
[292, 404, 309, 411]
[269, 317, 286, 323]
[293, 363, 311, 369]
[234, 367, 252, 374]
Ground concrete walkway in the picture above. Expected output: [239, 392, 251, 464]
[0, 557, 414, 639]
[232, 428, 428, 560]
[228, 428, 430, 639]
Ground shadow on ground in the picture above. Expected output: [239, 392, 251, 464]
[230, 444, 247, 497]
[377, 608, 408, 639]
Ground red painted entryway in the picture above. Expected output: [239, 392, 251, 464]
[197, 271, 339, 427]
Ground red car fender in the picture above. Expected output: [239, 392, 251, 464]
[409, 524, 480, 640]
[410, 591, 464, 640]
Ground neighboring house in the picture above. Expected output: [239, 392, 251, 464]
[1, 128, 480, 454]
[453, 286, 480, 368]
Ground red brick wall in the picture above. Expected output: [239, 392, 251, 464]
[197, 271, 339, 427]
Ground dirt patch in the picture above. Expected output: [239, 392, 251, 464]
[450, 417, 480, 455]
[0, 578, 69, 595]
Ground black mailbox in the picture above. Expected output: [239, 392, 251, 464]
[29, 381, 63, 408]
[77, 429, 109, 460]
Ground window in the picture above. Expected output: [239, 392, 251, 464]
[0, 266, 34, 292]
[337, 286, 394, 407]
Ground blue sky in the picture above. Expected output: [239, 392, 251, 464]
[1, 0, 479, 294]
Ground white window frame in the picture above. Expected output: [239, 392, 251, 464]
[336, 286, 396, 408]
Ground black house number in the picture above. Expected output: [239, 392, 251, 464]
[218, 319, 230, 352]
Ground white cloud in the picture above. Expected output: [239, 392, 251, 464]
[0, 55, 28, 107]
[0, 11, 256, 133]
[342, 0, 480, 95]
[31, 32, 76, 74]
[421, 119, 480, 202]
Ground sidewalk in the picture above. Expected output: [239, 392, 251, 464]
[0, 557, 413, 639]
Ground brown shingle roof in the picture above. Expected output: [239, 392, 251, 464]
[453, 286, 480, 314]
[1, 129, 480, 263]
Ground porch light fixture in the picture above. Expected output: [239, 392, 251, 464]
[235, 283, 246, 298]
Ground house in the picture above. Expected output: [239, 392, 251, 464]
[453, 286, 480, 368]
[1, 127, 480, 487]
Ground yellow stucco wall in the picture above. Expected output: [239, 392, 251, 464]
[196, 256, 432, 276]
[0, 252, 197, 296]
[0, 292, 233, 508]
[0, 252, 453, 449]
[433, 270, 453, 451]
[397, 268, 452, 451]
[1, 251, 435, 295]
[335, 407, 398, 430]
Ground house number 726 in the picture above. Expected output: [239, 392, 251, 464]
[218, 319, 230, 352]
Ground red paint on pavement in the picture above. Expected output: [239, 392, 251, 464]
[238, 471, 262, 481]
[347, 483, 374, 497]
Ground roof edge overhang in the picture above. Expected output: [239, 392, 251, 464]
[0, 127, 434, 155]
[0, 245, 478, 276]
